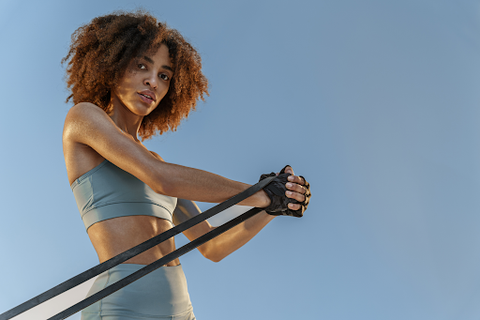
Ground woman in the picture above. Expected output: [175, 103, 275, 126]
[62, 11, 310, 320]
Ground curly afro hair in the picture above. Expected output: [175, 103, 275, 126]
[62, 11, 209, 140]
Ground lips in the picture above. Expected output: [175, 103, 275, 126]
[137, 90, 156, 103]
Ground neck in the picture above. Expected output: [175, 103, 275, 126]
[108, 102, 143, 142]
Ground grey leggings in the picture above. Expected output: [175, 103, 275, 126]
[81, 264, 195, 320]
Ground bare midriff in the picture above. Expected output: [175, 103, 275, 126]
[87, 215, 180, 266]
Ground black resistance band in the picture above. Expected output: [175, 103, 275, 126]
[50, 207, 263, 320]
[0, 175, 275, 320]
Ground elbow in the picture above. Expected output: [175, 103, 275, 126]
[199, 244, 225, 263]
[207, 254, 224, 263]
[204, 253, 224, 263]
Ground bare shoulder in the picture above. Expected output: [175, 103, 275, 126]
[63, 103, 109, 181]
[63, 103, 116, 143]
[64, 102, 109, 126]
[62, 104, 165, 188]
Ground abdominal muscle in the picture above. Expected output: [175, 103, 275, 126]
[87, 215, 180, 266]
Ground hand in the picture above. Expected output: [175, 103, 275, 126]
[282, 166, 310, 212]
[259, 165, 311, 217]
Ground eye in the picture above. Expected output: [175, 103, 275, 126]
[159, 73, 170, 81]
[137, 63, 146, 70]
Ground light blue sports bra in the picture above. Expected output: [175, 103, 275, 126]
[71, 160, 177, 231]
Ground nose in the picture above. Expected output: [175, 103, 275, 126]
[144, 76, 158, 90]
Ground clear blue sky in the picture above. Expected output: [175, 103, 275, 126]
[1, 0, 480, 319]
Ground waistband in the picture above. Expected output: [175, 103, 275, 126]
[82, 264, 193, 318]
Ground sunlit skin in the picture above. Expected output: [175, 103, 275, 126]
[63, 44, 307, 266]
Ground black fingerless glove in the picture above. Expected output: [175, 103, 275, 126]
[259, 165, 311, 217]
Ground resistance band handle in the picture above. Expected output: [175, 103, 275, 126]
[49, 207, 264, 320]
[0, 175, 276, 320]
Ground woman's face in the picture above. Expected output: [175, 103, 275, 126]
[111, 43, 174, 117]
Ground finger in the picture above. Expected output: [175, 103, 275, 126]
[287, 175, 305, 185]
[286, 182, 306, 194]
[283, 165, 294, 175]
[286, 190, 306, 202]
[288, 202, 302, 210]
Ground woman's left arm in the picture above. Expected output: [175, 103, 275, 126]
[176, 167, 307, 262]
[175, 199, 274, 262]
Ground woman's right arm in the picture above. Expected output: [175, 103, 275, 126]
[63, 103, 272, 207]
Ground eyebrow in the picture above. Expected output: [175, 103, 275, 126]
[143, 56, 174, 72]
